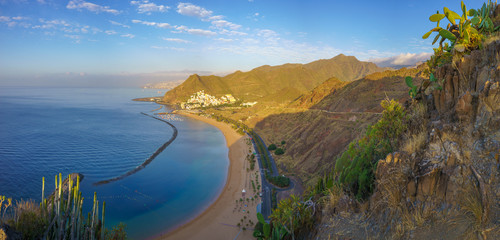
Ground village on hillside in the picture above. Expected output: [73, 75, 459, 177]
[180, 90, 257, 110]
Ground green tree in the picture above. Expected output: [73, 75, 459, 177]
[275, 148, 285, 155]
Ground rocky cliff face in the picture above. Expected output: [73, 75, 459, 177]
[313, 35, 499, 240]
[370, 38, 500, 238]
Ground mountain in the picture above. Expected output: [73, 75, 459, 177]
[143, 80, 184, 89]
[289, 77, 347, 109]
[253, 65, 426, 183]
[163, 54, 390, 104]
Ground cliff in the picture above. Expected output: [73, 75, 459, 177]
[314, 35, 500, 239]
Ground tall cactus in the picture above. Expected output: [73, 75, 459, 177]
[38, 173, 109, 240]
[101, 201, 106, 240]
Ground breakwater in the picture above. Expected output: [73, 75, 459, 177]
[93, 112, 178, 186]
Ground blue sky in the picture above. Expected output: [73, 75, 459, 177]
[0, 0, 487, 86]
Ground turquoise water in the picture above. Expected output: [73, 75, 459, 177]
[0, 87, 229, 239]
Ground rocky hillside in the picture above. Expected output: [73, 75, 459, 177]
[314, 34, 500, 239]
[253, 66, 426, 184]
[163, 54, 389, 104]
[289, 77, 347, 109]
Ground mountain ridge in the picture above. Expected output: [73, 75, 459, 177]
[163, 54, 391, 104]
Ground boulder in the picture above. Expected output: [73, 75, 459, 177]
[47, 173, 84, 206]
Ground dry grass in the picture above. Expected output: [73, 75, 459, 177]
[403, 102, 428, 154]
[403, 131, 427, 154]
[459, 182, 488, 240]
[325, 184, 344, 214]
[14, 199, 40, 223]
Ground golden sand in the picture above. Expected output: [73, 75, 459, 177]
[155, 111, 260, 240]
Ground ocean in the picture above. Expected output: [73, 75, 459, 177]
[0, 87, 229, 239]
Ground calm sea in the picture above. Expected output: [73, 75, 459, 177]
[0, 87, 229, 239]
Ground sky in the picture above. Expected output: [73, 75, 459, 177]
[0, 0, 488, 87]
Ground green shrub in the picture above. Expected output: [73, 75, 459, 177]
[268, 175, 291, 188]
[270, 195, 313, 239]
[105, 223, 127, 240]
[334, 99, 407, 200]
[281, 140, 286, 145]
[268, 144, 277, 151]
[275, 148, 285, 155]
[15, 208, 46, 239]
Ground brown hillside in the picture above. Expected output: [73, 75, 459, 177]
[290, 77, 347, 109]
[253, 65, 426, 184]
[163, 54, 389, 104]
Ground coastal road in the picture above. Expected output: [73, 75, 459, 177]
[250, 131, 294, 220]
[254, 133, 279, 177]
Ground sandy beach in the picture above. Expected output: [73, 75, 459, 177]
[155, 111, 260, 240]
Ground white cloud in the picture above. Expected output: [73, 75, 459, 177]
[174, 25, 216, 36]
[36, 0, 46, 4]
[208, 15, 224, 21]
[64, 34, 82, 43]
[105, 30, 117, 35]
[33, 18, 71, 30]
[132, 19, 171, 28]
[211, 36, 343, 66]
[176, 2, 244, 38]
[369, 52, 432, 68]
[177, 2, 212, 18]
[0, 16, 11, 22]
[257, 29, 278, 38]
[211, 20, 241, 30]
[11, 16, 27, 20]
[219, 29, 247, 36]
[151, 46, 186, 51]
[121, 33, 135, 38]
[131, 0, 170, 14]
[163, 38, 190, 43]
[257, 29, 279, 45]
[216, 38, 233, 42]
[0, 15, 31, 28]
[67, 0, 120, 15]
[109, 20, 130, 28]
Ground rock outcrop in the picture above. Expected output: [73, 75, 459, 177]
[373, 38, 500, 237]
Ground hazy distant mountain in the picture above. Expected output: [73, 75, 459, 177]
[163, 54, 390, 104]
[143, 80, 184, 89]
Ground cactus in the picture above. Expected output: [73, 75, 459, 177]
[423, 1, 498, 54]
[405, 76, 418, 99]
[37, 174, 108, 239]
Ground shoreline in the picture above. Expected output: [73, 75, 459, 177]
[155, 111, 259, 240]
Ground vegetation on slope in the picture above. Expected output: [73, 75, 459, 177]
[334, 99, 407, 199]
[255, 2, 500, 239]
[0, 174, 126, 239]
